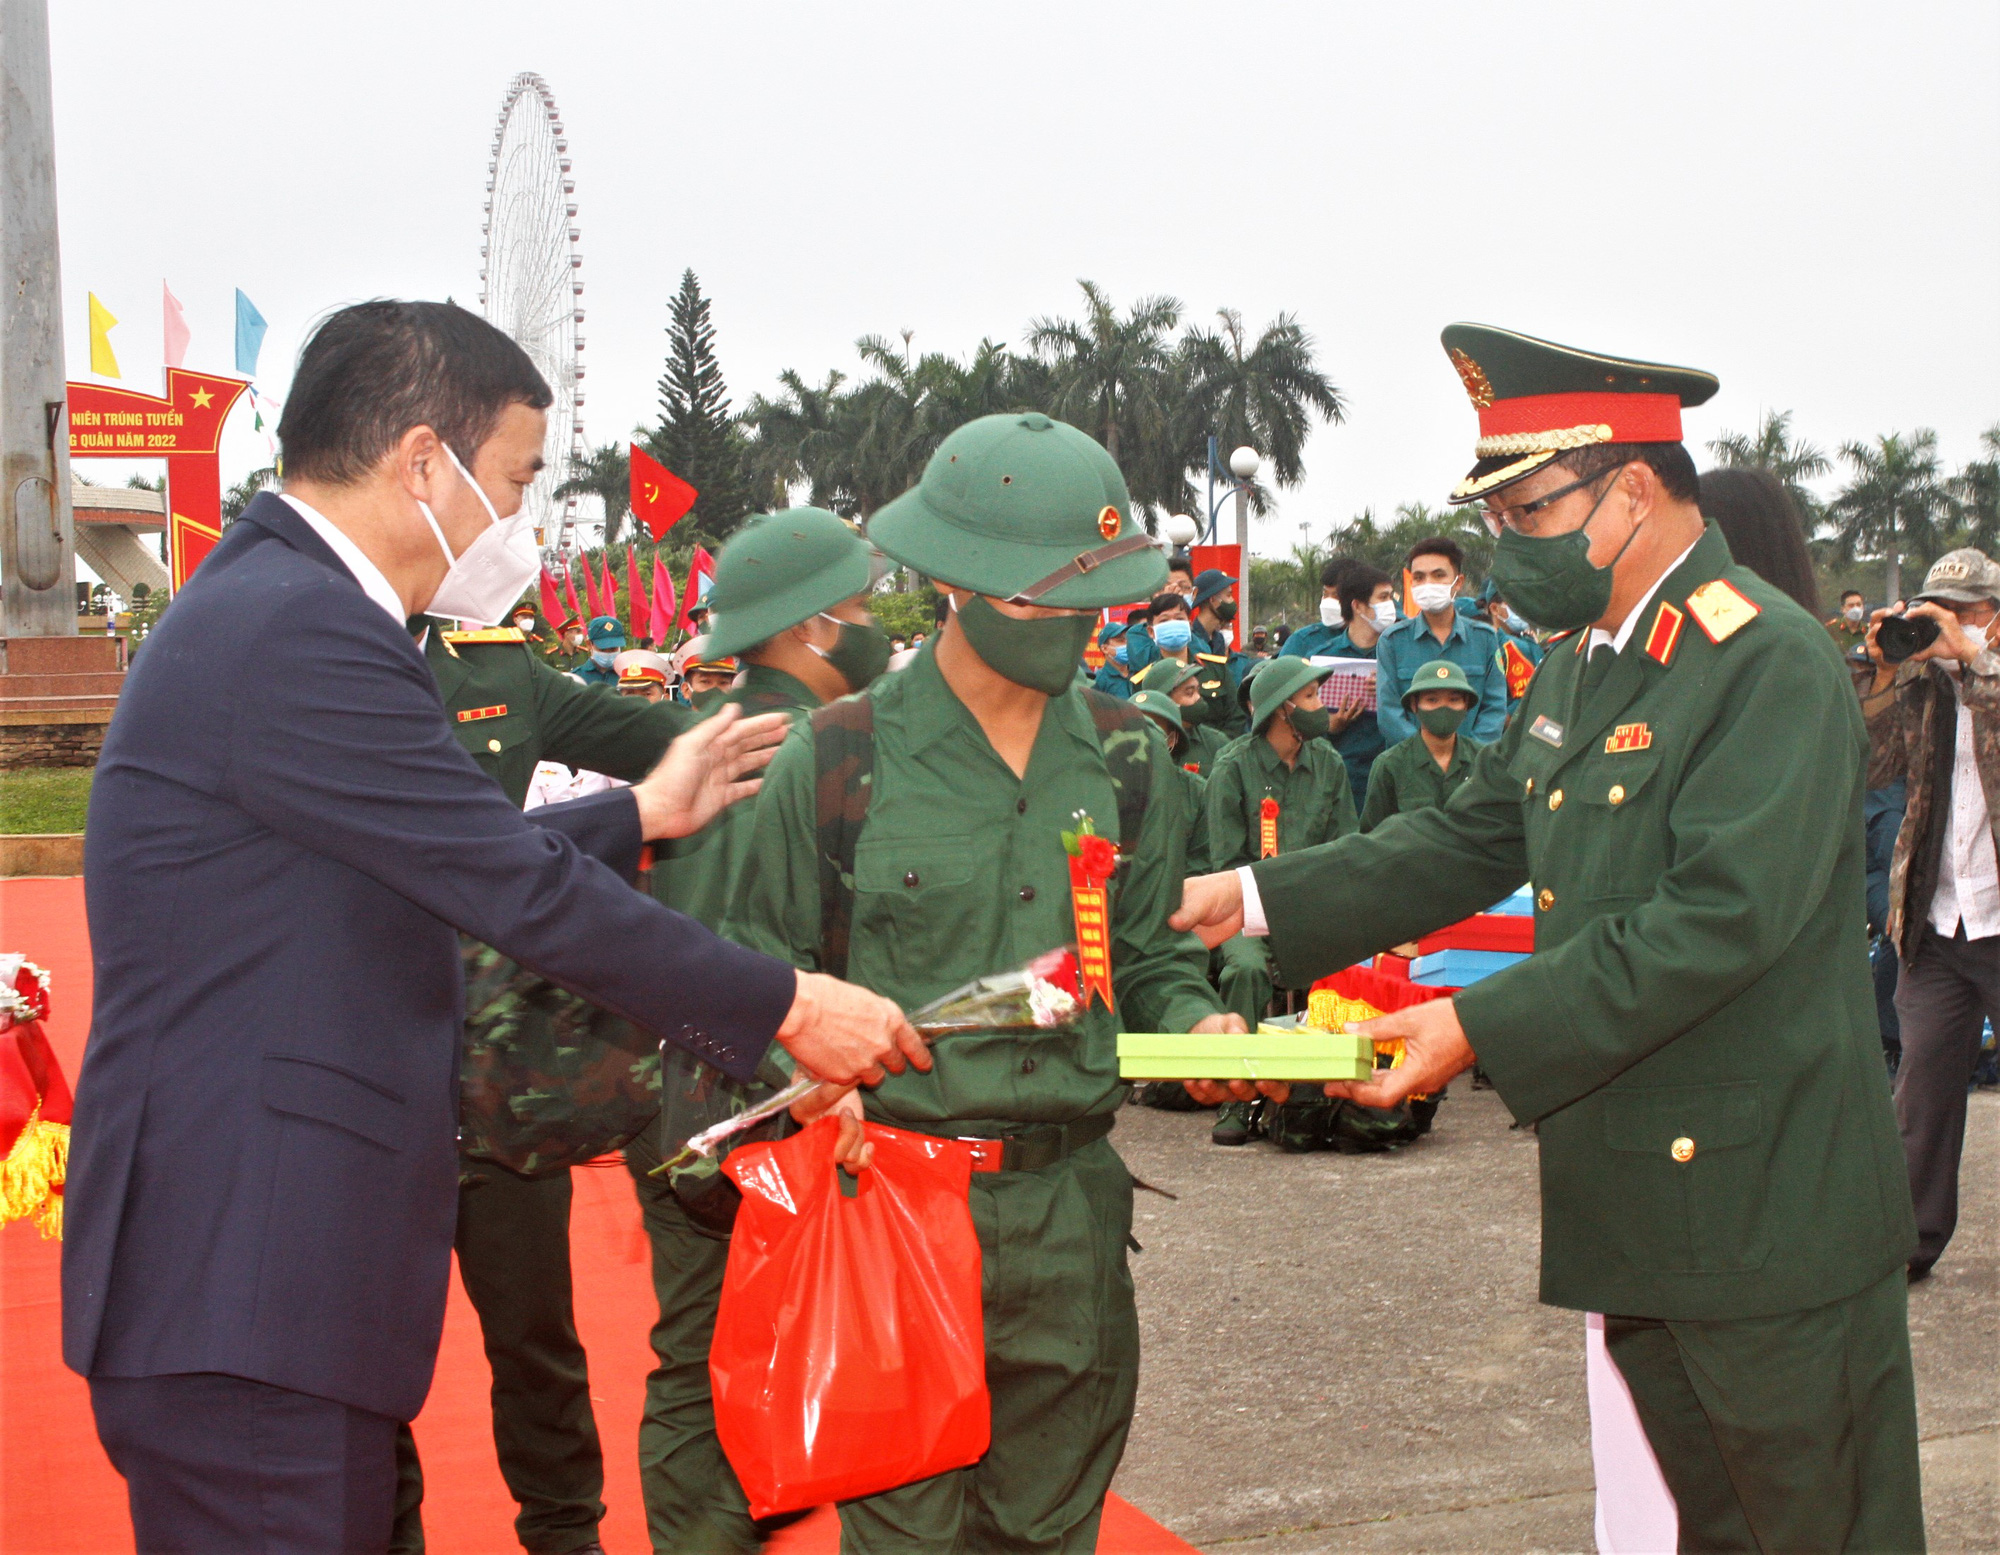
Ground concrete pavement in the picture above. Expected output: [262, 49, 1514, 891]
[1111, 1080, 1997, 1553]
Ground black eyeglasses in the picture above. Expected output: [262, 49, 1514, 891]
[1480, 466, 1625, 538]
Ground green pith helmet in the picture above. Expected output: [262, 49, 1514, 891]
[1402, 658, 1477, 709]
[1134, 658, 1201, 695]
[866, 412, 1167, 609]
[702, 508, 876, 661]
[1129, 688, 1184, 735]
[1250, 656, 1334, 733]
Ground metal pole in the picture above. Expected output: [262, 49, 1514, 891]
[1233, 481, 1249, 634]
[0, 0, 73, 641]
[1204, 436, 1217, 545]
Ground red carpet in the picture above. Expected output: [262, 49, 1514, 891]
[0, 878, 1193, 1554]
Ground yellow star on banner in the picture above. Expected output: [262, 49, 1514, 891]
[188, 387, 214, 408]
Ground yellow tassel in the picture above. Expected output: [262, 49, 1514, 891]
[1, 1108, 69, 1240]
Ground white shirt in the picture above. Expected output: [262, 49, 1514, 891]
[523, 761, 625, 811]
[281, 493, 406, 626]
[1236, 534, 1701, 938]
[1928, 673, 2000, 940]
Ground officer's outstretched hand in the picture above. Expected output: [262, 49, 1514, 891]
[1178, 1014, 1292, 1106]
[1171, 871, 1245, 949]
[776, 971, 931, 1087]
[1322, 997, 1476, 1109]
[630, 706, 791, 840]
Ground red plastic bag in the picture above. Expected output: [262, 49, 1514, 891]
[711, 1115, 990, 1518]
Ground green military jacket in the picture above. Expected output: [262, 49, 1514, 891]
[1359, 732, 1484, 833]
[423, 624, 687, 805]
[652, 664, 821, 930]
[1252, 525, 1915, 1320]
[1194, 649, 1247, 739]
[724, 649, 1222, 1134]
[1206, 729, 1358, 871]
[1180, 720, 1231, 777]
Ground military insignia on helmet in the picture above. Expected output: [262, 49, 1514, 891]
[1449, 348, 1494, 409]
[1097, 504, 1121, 541]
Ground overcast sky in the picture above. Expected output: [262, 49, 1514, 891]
[51, 0, 1999, 562]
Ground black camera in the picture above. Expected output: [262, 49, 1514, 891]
[1875, 613, 1941, 664]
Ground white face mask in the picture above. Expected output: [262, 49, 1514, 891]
[1844, 605, 1865, 624]
[1319, 597, 1343, 629]
[1412, 582, 1455, 615]
[1372, 599, 1397, 630]
[416, 443, 542, 626]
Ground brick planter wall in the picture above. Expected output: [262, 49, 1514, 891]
[0, 713, 109, 769]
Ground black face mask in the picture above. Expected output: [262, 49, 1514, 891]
[1212, 601, 1238, 624]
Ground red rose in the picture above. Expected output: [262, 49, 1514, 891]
[1078, 834, 1118, 879]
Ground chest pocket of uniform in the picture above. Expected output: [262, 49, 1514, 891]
[1601, 1081, 1770, 1273]
[853, 835, 978, 977]
[1573, 752, 1664, 901]
[453, 713, 530, 766]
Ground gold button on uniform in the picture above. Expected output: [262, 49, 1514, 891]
[1548, 789, 1564, 811]
[487, 738, 502, 752]
[1608, 784, 1626, 806]
[1671, 1136, 1695, 1163]
[1536, 887, 1555, 911]
[1524, 776, 1536, 797]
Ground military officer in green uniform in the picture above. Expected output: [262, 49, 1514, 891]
[1135, 657, 1229, 774]
[1204, 656, 1357, 1147]
[576, 614, 625, 687]
[621, 508, 890, 1555]
[1360, 659, 1483, 832]
[726, 411, 1239, 1553]
[1174, 324, 1923, 1552]
[394, 617, 694, 1555]
[1190, 569, 1250, 738]
[1828, 587, 1870, 654]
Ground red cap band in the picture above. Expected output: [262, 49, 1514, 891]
[1477, 391, 1683, 444]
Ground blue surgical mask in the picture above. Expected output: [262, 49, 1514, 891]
[590, 649, 616, 667]
[1113, 643, 1128, 665]
[1154, 619, 1192, 651]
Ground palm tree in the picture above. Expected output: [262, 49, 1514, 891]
[1707, 410, 1830, 529]
[743, 368, 853, 512]
[1027, 281, 1183, 486]
[1952, 424, 2000, 555]
[221, 466, 277, 525]
[1179, 308, 1345, 519]
[555, 440, 633, 546]
[1827, 430, 1955, 603]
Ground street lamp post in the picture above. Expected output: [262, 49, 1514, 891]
[1202, 435, 1262, 630]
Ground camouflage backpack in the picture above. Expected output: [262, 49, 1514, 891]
[661, 686, 1157, 1235]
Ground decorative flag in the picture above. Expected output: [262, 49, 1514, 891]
[87, 293, 120, 378]
[539, 565, 563, 626]
[600, 554, 620, 622]
[1259, 797, 1280, 859]
[1401, 567, 1418, 620]
[161, 282, 190, 369]
[561, 562, 583, 624]
[234, 289, 267, 377]
[581, 555, 606, 619]
[1060, 817, 1117, 1012]
[626, 545, 644, 641]
[629, 444, 699, 541]
[1500, 637, 1538, 701]
[650, 557, 677, 646]
[675, 546, 717, 634]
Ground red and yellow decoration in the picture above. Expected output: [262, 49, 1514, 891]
[1258, 797, 1280, 859]
[1061, 813, 1117, 1011]
[1304, 965, 1454, 1097]
[1605, 722, 1653, 754]
[1644, 600, 1685, 666]
[1, 958, 69, 1239]
[1500, 638, 1538, 700]
[1685, 579, 1761, 644]
[455, 704, 508, 723]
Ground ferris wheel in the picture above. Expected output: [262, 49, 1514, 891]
[480, 71, 585, 551]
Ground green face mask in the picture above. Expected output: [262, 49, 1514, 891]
[953, 594, 1096, 696]
[1178, 694, 1211, 726]
[1416, 703, 1468, 738]
[689, 688, 724, 712]
[1286, 705, 1332, 740]
[1486, 467, 1636, 632]
[814, 612, 892, 693]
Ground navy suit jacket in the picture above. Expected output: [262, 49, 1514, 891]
[64, 494, 796, 1420]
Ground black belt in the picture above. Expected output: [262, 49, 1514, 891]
[946, 1112, 1116, 1173]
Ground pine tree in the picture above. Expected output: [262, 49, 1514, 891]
[652, 270, 753, 540]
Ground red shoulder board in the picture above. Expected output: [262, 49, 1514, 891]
[1500, 638, 1538, 700]
[1643, 601, 1686, 667]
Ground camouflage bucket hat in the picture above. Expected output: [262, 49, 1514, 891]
[866, 413, 1168, 610]
[1914, 549, 2000, 607]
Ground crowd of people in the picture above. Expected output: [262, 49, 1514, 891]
[65, 301, 1952, 1555]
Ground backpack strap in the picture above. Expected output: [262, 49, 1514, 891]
[811, 695, 876, 980]
[1082, 689, 1153, 858]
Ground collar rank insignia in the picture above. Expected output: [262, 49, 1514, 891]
[1604, 722, 1652, 753]
[1684, 580, 1760, 644]
[1529, 714, 1564, 748]
[1644, 601, 1685, 667]
[456, 703, 508, 723]
[442, 627, 526, 644]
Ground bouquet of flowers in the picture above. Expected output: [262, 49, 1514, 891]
[1, 955, 69, 1238]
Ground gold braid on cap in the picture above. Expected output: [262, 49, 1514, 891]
[1472, 423, 1616, 458]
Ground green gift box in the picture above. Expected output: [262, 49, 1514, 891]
[1116, 1029, 1374, 1081]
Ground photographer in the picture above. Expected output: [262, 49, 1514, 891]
[1860, 548, 2000, 1282]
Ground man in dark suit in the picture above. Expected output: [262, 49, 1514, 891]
[64, 300, 924, 1554]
